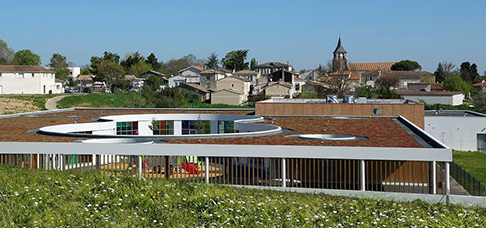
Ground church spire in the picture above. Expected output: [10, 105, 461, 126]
[333, 36, 347, 54]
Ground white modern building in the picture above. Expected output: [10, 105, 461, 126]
[0, 65, 63, 94]
[425, 110, 486, 151]
[68, 67, 81, 81]
[398, 91, 464, 106]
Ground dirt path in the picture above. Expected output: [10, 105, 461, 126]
[45, 95, 67, 110]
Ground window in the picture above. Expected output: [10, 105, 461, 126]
[116, 121, 139, 135]
[0, 73, 2, 77]
[218, 121, 234, 133]
[32, 73, 35, 77]
[17, 73, 25, 79]
[232, 84, 235, 87]
[372, 108, 383, 115]
[152, 120, 174, 135]
[182, 120, 210, 135]
[477, 134, 485, 151]
[295, 83, 300, 91]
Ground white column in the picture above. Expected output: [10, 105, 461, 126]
[445, 162, 450, 203]
[432, 161, 437, 194]
[174, 120, 182, 135]
[282, 158, 286, 188]
[138, 155, 143, 180]
[205, 157, 210, 184]
[361, 159, 366, 191]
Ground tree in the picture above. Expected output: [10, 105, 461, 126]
[391, 60, 422, 71]
[96, 61, 125, 92]
[0, 39, 15, 65]
[143, 75, 164, 91]
[375, 75, 400, 91]
[129, 61, 152, 75]
[205, 52, 219, 69]
[14, 49, 41, 66]
[459, 62, 480, 84]
[163, 58, 190, 76]
[182, 54, 205, 66]
[443, 76, 472, 95]
[470, 63, 481, 83]
[49, 53, 70, 81]
[250, 58, 257, 70]
[121, 52, 145, 71]
[434, 63, 446, 83]
[146, 53, 161, 70]
[221, 49, 249, 71]
[89, 51, 121, 75]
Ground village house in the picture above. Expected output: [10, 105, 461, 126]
[0, 65, 63, 94]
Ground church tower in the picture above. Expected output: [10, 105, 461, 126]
[332, 36, 349, 72]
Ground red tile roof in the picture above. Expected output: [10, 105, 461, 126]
[397, 90, 463, 96]
[0, 65, 55, 73]
[180, 83, 210, 93]
[349, 62, 396, 71]
[193, 66, 204, 71]
[473, 82, 486, 87]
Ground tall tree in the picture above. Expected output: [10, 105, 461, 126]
[182, 54, 205, 66]
[0, 39, 15, 65]
[14, 49, 41, 66]
[458, 62, 480, 84]
[129, 61, 152, 75]
[89, 51, 121, 75]
[470, 63, 481, 83]
[164, 58, 190, 76]
[434, 63, 446, 83]
[205, 52, 219, 69]
[443, 75, 472, 95]
[250, 58, 257, 70]
[221, 49, 249, 71]
[95, 61, 125, 92]
[121, 52, 145, 70]
[49, 53, 70, 81]
[146, 53, 160, 70]
[391, 60, 422, 71]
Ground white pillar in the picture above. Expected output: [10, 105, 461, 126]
[282, 158, 286, 188]
[361, 159, 366, 191]
[205, 157, 210, 184]
[445, 162, 450, 203]
[138, 155, 143, 180]
[432, 161, 437, 194]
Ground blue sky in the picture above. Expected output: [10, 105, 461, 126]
[0, 0, 484, 73]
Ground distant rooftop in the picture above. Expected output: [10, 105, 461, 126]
[259, 98, 418, 104]
[424, 110, 486, 117]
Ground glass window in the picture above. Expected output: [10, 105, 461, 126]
[116, 121, 139, 135]
[372, 108, 383, 115]
[477, 134, 485, 151]
[182, 120, 211, 135]
[152, 120, 174, 135]
[218, 121, 234, 133]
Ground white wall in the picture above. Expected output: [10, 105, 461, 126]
[425, 116, 486, 151]
[168, 76, 186, 88]
[68, 67, 81, 80]
[0, 72, 61, 94]
[402, 94, 464, 106]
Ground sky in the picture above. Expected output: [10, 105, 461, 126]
[0, 0, 485, 73]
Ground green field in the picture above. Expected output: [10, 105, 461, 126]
[453, 151, 486, 184]
[57, 93, 141, 109]
[0, 165, 484, 227]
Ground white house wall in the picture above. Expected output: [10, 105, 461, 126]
[0, 72, 61, 94]
[425, 116, 486, 151]
[402, 94, 464, 106]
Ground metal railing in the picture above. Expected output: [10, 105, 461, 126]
[0, 151, 450, 195]
[451, 162, 486, 196]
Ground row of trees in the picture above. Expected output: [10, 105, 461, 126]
[435, 61, 481, 84]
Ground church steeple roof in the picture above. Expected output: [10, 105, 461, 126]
[333, 36, 347, 54]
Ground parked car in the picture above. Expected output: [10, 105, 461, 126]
[102, 88, 111, 93]
[83, 87, 91, 93]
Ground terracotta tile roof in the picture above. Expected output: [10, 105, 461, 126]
[77, 75, 94, 81]
[348, 62, 396, 71]
[255, 62, 292, 68]
[473, 82, 486, 87]
[201, 69, 227, 74]
[235, 70, 258, 75]
[124, 75, 136, 80]
[0, 109, 423, 148]
[180, 83, 210, 93]
[0, 65, 55, 73]
[213, 89, 244, 95]
[397, 90, 463, 96]
[55, 78, 64, 83]
[220, 76, 250, 82]
[193, 66, 204, 71]
[430, 83, 443, 91]
[380, 71, 434, 80]
[293, 76, 304, 81]
[325, 71, 361, 81]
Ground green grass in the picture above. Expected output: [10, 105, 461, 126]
[0, 165, 484, 227]
[453, 151, 486, 183]
[57, 93, 141, 109]
[1, 94, 60, 110]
